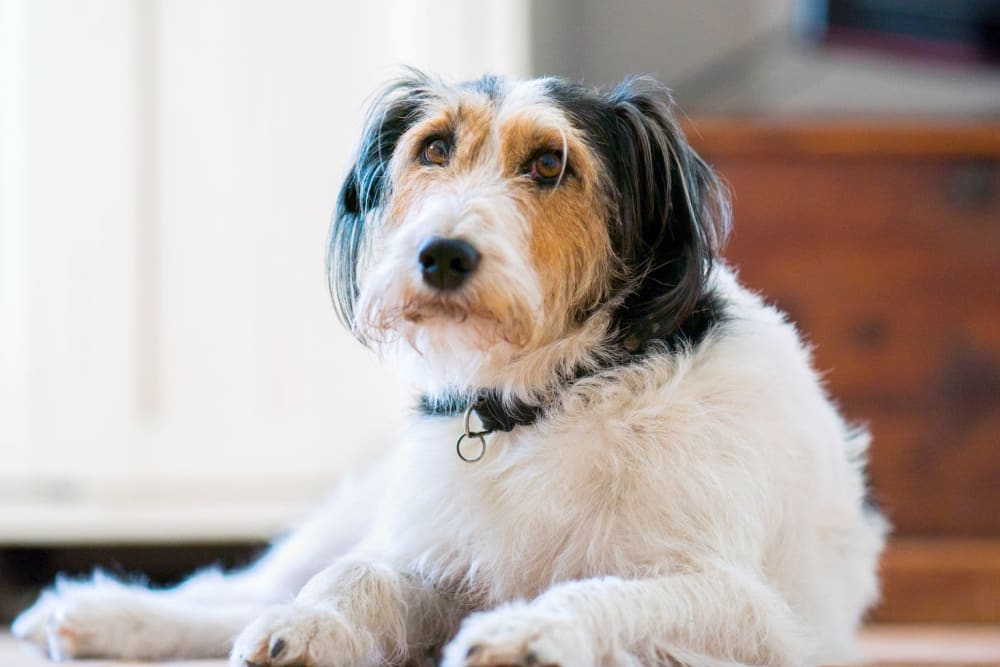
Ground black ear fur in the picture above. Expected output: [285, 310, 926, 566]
[327, 72, 435, 331]
[546, 76, 730, 350]
[606, 77, 730, 349]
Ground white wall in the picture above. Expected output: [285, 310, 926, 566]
[0, 0, 530, 542]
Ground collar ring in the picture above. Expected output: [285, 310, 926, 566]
[456, 431, 487, 463]
[456, 401, 492, 463]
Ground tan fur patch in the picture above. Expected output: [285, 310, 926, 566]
[498, 110, 612, 337]
[370, 81, 614, 351]
[383, 91, 495, 231]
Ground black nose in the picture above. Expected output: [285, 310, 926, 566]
[418, 237, 480, 291]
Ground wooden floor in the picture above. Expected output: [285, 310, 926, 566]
[2, 626, 1000, 666]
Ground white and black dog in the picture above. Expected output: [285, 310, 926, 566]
[13, 72, 887, 667]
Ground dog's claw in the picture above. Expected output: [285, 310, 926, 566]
[268, 636, 286, 659]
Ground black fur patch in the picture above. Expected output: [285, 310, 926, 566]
[629, 292, 728, 354]
[327, 73, 438, 331]
[544, 77, 731, 352]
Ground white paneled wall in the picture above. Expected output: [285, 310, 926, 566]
[0, 0, 529, 542]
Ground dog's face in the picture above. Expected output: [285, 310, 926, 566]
[329, 73, 728, 391]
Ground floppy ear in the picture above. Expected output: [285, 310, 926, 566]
[605, 77, 730, 350]
[327, 73, 433, 331]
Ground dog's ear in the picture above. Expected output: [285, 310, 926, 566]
[605, 77, 730, 349]
[327, 72, 433, 332]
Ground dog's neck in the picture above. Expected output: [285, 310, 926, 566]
[417, 293, 725, 435]
[415, 338, 634, 435]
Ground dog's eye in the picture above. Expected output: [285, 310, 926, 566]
[421, 138, 450, 166]
[529, 151, 563, 185]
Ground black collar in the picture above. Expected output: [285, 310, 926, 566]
[416, 336, 632, 434]
[418, 390, 545, 433]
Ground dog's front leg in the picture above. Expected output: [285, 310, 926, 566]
[443, 564, 810, 667]
[230, 557, 449, 667]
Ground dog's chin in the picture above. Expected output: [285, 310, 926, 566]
[399, 298, 480, 327]
[361, 288, 534, 346]
[399, 300, 526, 354]
[360, 296, 537, 390]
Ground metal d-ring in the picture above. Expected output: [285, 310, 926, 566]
[456, 402, 492, 463]
[455, 431, 487, 463]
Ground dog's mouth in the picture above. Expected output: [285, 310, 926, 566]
[359, 291, 485, 331]
[358, 290, 535, 350]
[400, 294, 478, 324]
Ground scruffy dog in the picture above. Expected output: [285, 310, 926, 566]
[14, 72, 886, 667]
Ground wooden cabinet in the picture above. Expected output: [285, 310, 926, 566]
[686, 119, 1000, 622]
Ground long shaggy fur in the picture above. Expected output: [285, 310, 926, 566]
[13, 72, 886, 667]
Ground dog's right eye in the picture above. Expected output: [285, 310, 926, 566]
[420, 138, 451, 167]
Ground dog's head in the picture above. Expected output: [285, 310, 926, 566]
[329, 72, 729, 391]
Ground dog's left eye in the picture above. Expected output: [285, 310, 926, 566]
[420, 138, 451, 166]
[528, 151, 564, 185]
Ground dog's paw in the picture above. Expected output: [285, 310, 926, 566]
[10, 589, 61, 659]
[442, 604, 593, 667]
[11, 573, 155, 660]
[230, 603, 376, 667]
[11, 589, 59, 653]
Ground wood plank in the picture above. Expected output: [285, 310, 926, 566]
[861, 624, 1000, 666]
[0, 634, 226, 667]
[683, 118, 1000, 158]
[874, 539, 1000, 624]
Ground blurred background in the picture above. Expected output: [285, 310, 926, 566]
[0, 0, 998, 634]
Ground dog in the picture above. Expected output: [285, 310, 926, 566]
[13, 72, 887, 667]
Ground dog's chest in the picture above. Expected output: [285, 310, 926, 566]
[389, 405, 683, 600]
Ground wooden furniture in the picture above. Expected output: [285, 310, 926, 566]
[685, 118, 1000, 624]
